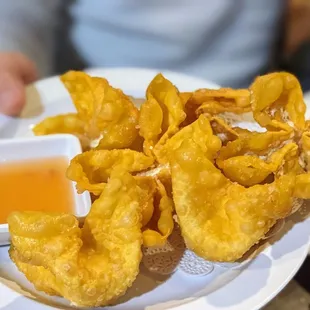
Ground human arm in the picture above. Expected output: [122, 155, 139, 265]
[0, 0, 61, 115]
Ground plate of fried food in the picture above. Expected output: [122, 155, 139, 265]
[0, 67, 310, 310]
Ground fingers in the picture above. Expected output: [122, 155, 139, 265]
[0, 71, 25, 116]
[0, 52, 38, 116]
[0, 52, 38, 84]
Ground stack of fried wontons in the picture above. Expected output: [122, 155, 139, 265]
[8, 71, 310, 307]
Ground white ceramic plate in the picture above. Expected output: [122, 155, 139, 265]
[0, 67, 309, 310]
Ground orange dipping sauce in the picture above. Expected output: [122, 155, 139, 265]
[0, 156, 74, 224]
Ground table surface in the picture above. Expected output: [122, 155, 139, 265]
[263, 280, 310, 310]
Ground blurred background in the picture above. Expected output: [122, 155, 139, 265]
[0, 0, 310, 90]
[56, 0, 310, 91]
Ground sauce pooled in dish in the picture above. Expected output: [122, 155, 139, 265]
[0, 156, 74, 224]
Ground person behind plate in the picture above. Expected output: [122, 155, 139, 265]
[0, 0, 306, 116]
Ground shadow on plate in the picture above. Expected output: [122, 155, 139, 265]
[207, 253, 272, 307]
[113, 265, 171, 306]
[0, 259, 174, 310]
[21, 85, 44, 118]
[269, 200, 310, 260]
[0, 264, 171, 310]
[0, 85, 45, 139]
[112, 227, 185, 307]
[0, 296, 65, 310]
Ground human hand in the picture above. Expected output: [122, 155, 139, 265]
[0, 52, 37, 116]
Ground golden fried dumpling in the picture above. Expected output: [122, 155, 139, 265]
[170, 137, 298, 262]
[250, 72, 306, 131]
[193, 88, 251, 115]
[67, 149, 154, 195]
[139, 73, 186, 158]
[9, 170, 143, 307]
[154, 115, 222, 164]
[33, 113, 90, 149]
[133, 176, 156, 229]
[34, 71, 139, 150]
[216, 129, 298, 186]
[142, 179, 174, 247]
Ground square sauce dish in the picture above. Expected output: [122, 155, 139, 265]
[0, 134, 91, 245]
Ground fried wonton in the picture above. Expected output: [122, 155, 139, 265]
[34, 71, 139, 150]
[9, 71, 310, 309]
[9, 171, 143, 307]
[139, 74, 186, 160]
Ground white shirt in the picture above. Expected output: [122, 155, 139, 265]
[0, 0, 284, 87]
